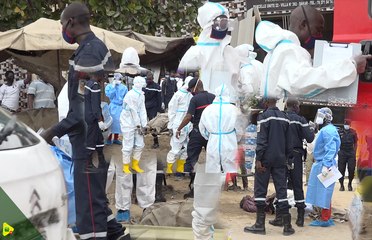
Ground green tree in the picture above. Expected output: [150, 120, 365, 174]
[0, 0, 202, 37]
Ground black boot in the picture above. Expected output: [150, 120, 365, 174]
[269, 211, 283, 227]
[348, 182, 353, 191]
[296, 208, 305, 227]
[184, 173, 195, 199]
[339, 180, 345, 191]
[244, 208, 266, 235]
[282, 213, 295, 236]
[155, 173, 166, 203]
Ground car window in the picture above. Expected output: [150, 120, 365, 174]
[0, 110, 40, 150]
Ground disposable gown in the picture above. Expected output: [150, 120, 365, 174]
[192, 85, 242, 240]
[255, 20, 357, 99]
[306, 124, 341, 209]
[166, 76, 193, 163]
[105, 82, 128, 134]
[118, 76, 155, 211]
[178, 2, 241, 103]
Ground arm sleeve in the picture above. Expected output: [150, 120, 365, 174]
[157, 85, 162, 112]
[198, 110, 209, 140]
[0, 86, 5, 101]
[301, 117, 315, 143]
[275, 46, 357, 97]
[167, 94, 177, 129]
[124, 94, 141, 127]
[187, 97, 196, 116]
[27, 81, 37, 95]
[178, 46, 201, 72]
[322, 131, 338, 168]
[105, 84, 116, 101]
[139, 95, 148, 128]
[255, 114, 269, 162]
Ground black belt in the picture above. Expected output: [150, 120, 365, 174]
[1, 105, 16, 113]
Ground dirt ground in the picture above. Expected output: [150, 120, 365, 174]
[106, 135, 356, 240]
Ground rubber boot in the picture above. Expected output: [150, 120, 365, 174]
[166, 163, 173, 174]
[244, 208, 266, 235]
[123, 164, 132, 174]
[155, 173, 166, 203]
[131, 159, 144, 173]
[269, 211, 283, 227]
[296, 208, 305, 227]
[176, 159, 186, 173]
[282, 213, 295, 236]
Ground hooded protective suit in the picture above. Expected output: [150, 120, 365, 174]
[166, 76, 193, 172]
[306, 109, 340, 209]
[120, 76, 147, 165]
[105, 73, 128, 134]
[192, 85, 241, 240]
[255, 20, 358, 99]
[235, 44, 264, 98]
[178, 2, 240, 103]
[117, 76, 156, 213]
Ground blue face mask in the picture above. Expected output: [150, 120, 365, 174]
[62, 20, 76, 44]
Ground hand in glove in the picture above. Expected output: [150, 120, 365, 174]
[161, 103, 165, 110]
[309, 121, 316, 131]
[321, 166, 330, 177]
[98, 121, 105, 131]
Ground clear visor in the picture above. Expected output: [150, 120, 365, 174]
[212, 15, 229, 31]
[314, 110, 325, 124]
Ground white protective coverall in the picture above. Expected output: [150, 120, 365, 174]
[117, 76, 156, 211]
[255, 20, 358, 99]
[193, 85, 242, 240]
[166, 76, 193, 173]
[178, 2, 241, 103]
[235, 44, 264, 98]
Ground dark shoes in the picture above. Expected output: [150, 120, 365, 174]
[269, 212, 283, 227]
[295, 208, 305, 227]
[282, 214, 295, 236]
[348, 183, 353, 191]
[244, 210, 266, 235]
[339, 185, 345, 191]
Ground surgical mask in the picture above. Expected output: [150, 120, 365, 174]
[301, 6, 323, 50]
[62, 20, 76, 44]
[170, 77, 175, 81]
[210, 15, 229, 40]
[344, 125, 350, 130]
[165, 75, 169, 78]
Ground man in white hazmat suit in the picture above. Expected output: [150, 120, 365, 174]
[166, 76, 193, 173]
[255, 5, 371, 99]
[235, 44, 264, 99]
[193, 85, 242, 240]
[117, 76, 156, 222]
[178, 1, 240, 103]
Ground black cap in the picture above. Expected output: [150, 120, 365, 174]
[188, 77, 199, 90]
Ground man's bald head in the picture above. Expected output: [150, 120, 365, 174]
[289, 5, 324, 51]
[286, 98, 300, 113]
[61, 2, 90, 21]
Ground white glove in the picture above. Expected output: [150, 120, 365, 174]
[321, 166, 329, 177]
[309, 121, 316, 131]
[98, 121, 105, 131]
[161, 103, 165, 110]
[113, 80, 120, 85]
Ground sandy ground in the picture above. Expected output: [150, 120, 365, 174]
[106, 135, 356, 240]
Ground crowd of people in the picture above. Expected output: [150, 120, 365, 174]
[0, 1, 368, 240]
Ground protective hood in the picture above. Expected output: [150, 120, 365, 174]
[120, 47, 140, 68]
[214, 84, 230, 103]
[255, 21, 300, 52]
[133, 76, 146, 91]
[182, 76, 193, 90]
[197, 2, 229, 30]
[235, 44, 254, 65]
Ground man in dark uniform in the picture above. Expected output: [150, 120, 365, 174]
[41, 3, 129, 239]
[143, 71, 162, 148]
[161, 70, 177, 110]
[176, 78, 215, 198]
[269, 99, 314, 227]
[338, 120, 358, 191]
[244, 98, 295, 236]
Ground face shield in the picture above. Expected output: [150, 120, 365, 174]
[314, 108, 333, 125]
[210, 15, 229, 40]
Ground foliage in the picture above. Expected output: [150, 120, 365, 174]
[0, 0, 202, 37]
